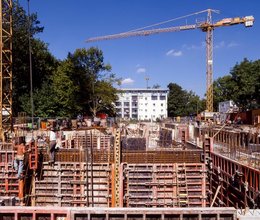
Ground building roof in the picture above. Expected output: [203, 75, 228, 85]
[118, 88, 168, 92]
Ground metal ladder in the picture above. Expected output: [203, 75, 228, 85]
[177, 163, 189, 207]
[29, 141, 38, 170]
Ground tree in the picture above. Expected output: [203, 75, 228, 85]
[51, 60, 81, 117]
[12, 2, 58, 115]
[213, 75, 236, 111]
[20, 81, 56, 117]
[51, 47, 118, 117]
[167, 83, 186, 117]
[90, 80, 118, 117]
[230, 59, 260, 110]
[213, 59, 260, 110]
[185, 91, 204, 116]
[152, 84, 161, 89]
[11, 3, 119, 118]
[167, 83, 204, 117]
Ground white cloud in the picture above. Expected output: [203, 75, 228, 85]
[166, 49, 183, 57]
[214, 41, 225, 49]
[182, 42, 205, 50]
[214, 41, 239, 49]
[182, 41, 237, 51]
[227, 42, 239, 48]
[136, 67, 146, 73]
[121, 78, 134, 85]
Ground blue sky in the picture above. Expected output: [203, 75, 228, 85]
[23, 0, 259, 97]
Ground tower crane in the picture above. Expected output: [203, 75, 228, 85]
[0, 0, 12, 140]
[86, 9, 254, 112]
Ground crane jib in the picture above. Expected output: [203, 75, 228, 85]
[179, 24, 197, 30]
[86, 24, 198, 42]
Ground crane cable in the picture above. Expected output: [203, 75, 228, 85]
[127, 9, 220, 33]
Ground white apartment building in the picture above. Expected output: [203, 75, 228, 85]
[115, 88, 168, 120]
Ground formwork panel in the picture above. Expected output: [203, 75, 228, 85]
[17, 213, 33, 220]
[0, 150, 20, 205]
[0, 214, 15, 220]
[123, 163, 207, 208]
[122, 151, 202, 164]
[72, 134, 111, 150]
[35, 162, 111, 207]
[211, 152, 260, 209]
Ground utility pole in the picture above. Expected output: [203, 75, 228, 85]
[28, 0, 34, 130]
[145, 76, 149, 89]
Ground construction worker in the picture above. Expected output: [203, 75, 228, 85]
[48, 127, 57, 164]
[13, 139, 26, 179]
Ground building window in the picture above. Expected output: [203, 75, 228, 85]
[161, 103, 163, 106]
[132, 114, 137, 119]
[132, 102, 137, 107]
[153, 103, 155, 106]
[124, 102, 129, 107]
[115, 102, 121, 107]
[132, 95, 138, 101]
[151, 96, 157, 100]
[160, 96, 166, 100]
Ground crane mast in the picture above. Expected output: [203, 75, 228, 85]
[86, 10, 254, 112]
[0, 0, 13, 141]
[206, 9, 214, 112]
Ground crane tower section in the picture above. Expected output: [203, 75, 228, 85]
[0, 0, 12, 140]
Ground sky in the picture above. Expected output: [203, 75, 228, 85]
[21, 0, 260, 98]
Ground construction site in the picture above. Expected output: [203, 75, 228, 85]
[0, 116, 260, 219]
[1, 1, 260, 220]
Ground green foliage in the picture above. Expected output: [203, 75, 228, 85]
[51, 60, 81, 117]
[20, 81, 56, 117]
[167, 83, 204, 117]
[213, 75, 236, 111]
[50, 47, 118, 117]
[167, 83, 186, 117]
[91, 80, 118, 116]
[11, 2, 119, 118]
[12, 2, 58, 115]
[152, 84, 161, 89]
[213, 59, 260, 110]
